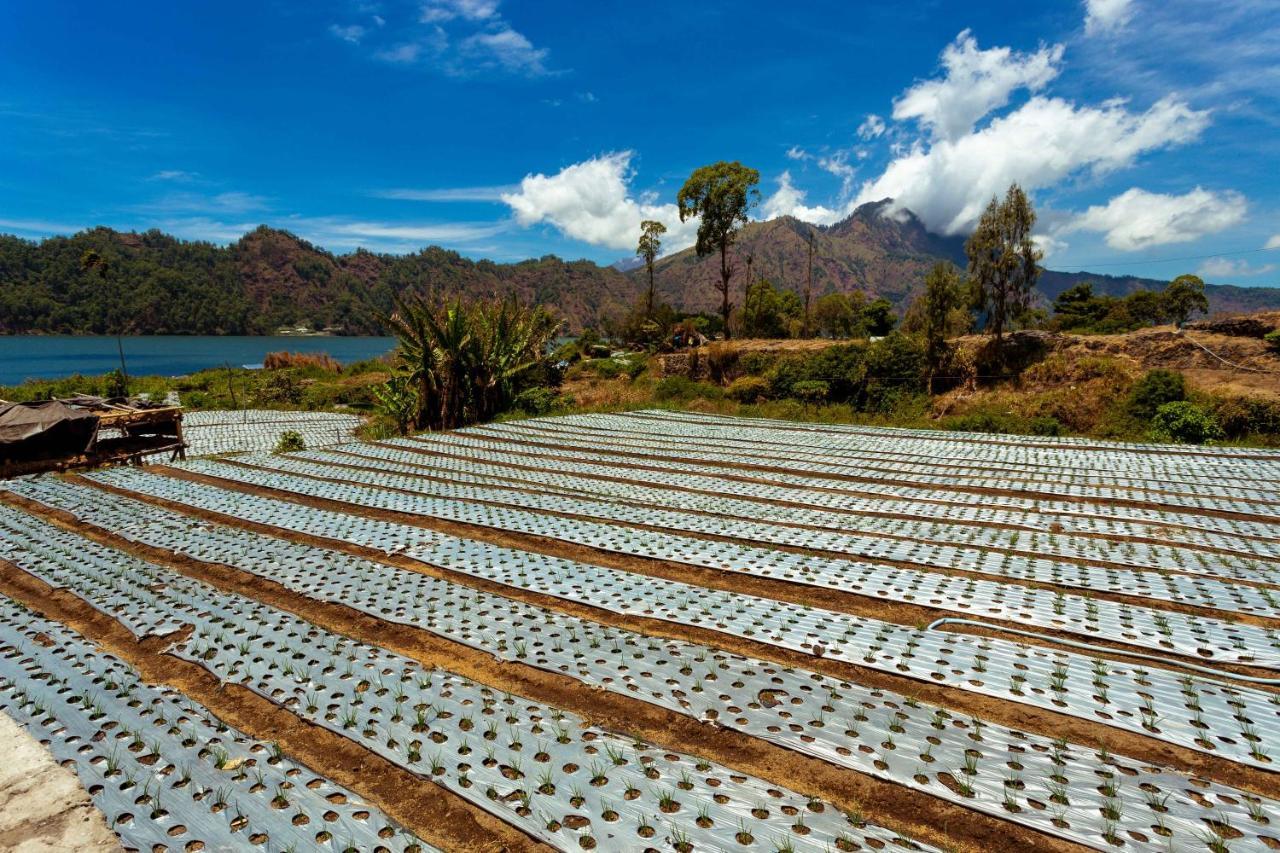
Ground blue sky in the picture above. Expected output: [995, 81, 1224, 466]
[1, 0, 1277, 284]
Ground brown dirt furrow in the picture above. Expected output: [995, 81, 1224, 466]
[0, 560, 542, 853]
[339, 445, 1280, 599]
[441, 431, 1280, 547]
[2, 487, 1084, 853]
[213, 456, 1280, 656]
[455, 427, 1280, 527]
[54, 475, 1280, 798]
[371, 440, 1275, 562]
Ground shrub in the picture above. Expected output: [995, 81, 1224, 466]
[706, 345, 741, 384]
[944, 411, 1015, 434]
[653, 376, 721, 402]
[792, 380, 830, 405]
[1149, 401, 1222, 444]
[263, 351, 342, 372]
[512, 387, 559, 416]
[255, 372, 304, 406]
[1265, 329, 1280, 352]
[274, 430, 306, 453]
[1214, 396, 1280, 440]
[726, 375, 770, 403]
[1028, 415, 1066, 436]
[1126, 369, 1186, 421]
[738, 351, 777, 377]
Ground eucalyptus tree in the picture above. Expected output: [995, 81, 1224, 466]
[676, 161, 760, 338]
[635, 219, 666, 319]
[965, 183, 1042, 357]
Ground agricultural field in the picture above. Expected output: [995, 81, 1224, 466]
[0, 409, 1278, 852]
[181, 409, 363, 456]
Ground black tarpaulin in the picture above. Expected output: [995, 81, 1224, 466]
[0, 401, 98, 461]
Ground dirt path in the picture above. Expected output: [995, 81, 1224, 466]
[0, 711, 120, 853]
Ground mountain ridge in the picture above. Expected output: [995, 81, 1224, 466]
[1, 208, 1277, 336]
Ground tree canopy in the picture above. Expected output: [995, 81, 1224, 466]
[965, 184, 1042, 353]
[677, 161, 760, 338]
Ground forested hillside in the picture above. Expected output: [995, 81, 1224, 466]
[2, 211, 1278, 335]
[0, 226, 637, 335]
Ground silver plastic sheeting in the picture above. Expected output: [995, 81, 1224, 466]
[0, 508, 926, 853]
[17, 476, 1280, 850]
[306, 441, 1280, 617]
[463, 415, 1280, 543]
[169, 455, 1280, 671]
[47, 472, 1280, 772]
[181, 409, 361, 457]
[370, 431, 1280, 582]
[446, 425, 1280, 561]
[0, 595, 431, 853]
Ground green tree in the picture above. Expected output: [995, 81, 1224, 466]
[677, 161, 761, 339]
[862, 297, 898, 336]
[910, 261, 965, 393]
[814, 291, 867, 338]
[740, 279, 801, 338]
[1150, 401, 1222, 444]
[965, 183, 1042, 356]
[635, 220, 666, 319]
[803, 228, 816, 337]
[1127, 369, 1186, 421]
[1162, 274, 1209, 326]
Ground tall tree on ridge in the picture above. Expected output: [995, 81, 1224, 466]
[635, 220, 666, 319]
[677, 161, 760, 339]
[965, 183, 1042, 358]
[915, 261, 965, 394]
[1163, 273, 1209, 327]
[804, 227, 816, 338]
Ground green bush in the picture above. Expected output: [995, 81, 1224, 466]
[792, 379, 831, 405]
[653, 376, 721, 402]
[512, 387, 559, 416]
[943, 411, 1016, 434]
[1149, 401, 1222, 444]
[726, 375, 770, 403]
[1127, 369, 1186, 420]
[1214, 396, 1280, 440]
[274, 430, 306, 453]
[1028, 415, 1066, 436]
[1265, 329, 1280, 352]
[738, 351, 777, 376]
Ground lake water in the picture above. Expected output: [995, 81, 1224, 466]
[0, 336, 398, 385]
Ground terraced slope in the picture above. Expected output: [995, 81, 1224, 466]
[0, 409, 1278, 851]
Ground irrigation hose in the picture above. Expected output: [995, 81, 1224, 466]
[923, 617, 1280, 687]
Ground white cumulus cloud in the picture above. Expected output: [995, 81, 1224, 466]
[1032, 233, 1069, 259]
[1063, 187, 1247, 250]
[892, 31, 1064, 142]
[329, 23, 367, 43]
[854, 94, 1211, 235]
[420, 0, 500, 23]
[1197, 257, 1276, 278]
[458, 27, 548, 75]
[1084, 0, 1135, 36]
[1266, 234, 1280, 250]
[856, 115, 885, 140]
[501, 151, 698, 252]
[761, 172, 841, 225]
